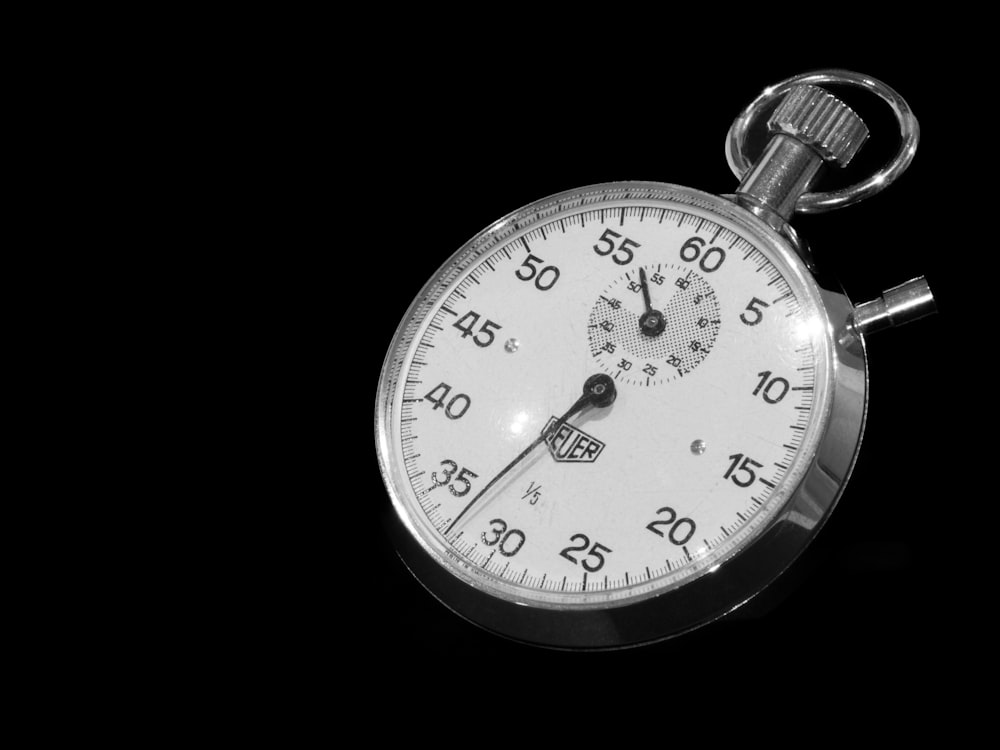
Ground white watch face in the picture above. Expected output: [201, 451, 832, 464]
[379, 185, 833, 609]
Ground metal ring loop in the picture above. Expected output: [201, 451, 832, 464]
[725, 69, 919, 214]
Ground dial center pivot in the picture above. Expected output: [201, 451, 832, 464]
[583, 373, 617, 407]
[640, 310, 666, 337]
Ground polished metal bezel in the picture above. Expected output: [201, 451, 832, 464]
[375, 181, 867, 649]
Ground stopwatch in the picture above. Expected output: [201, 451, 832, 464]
[374, 70, 937, 649]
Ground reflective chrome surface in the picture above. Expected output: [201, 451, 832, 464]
[852, 276, 937, 336]
[726, 69, 919, 214]
[737, 135, 824, 220]
[376, 181, 867, 648]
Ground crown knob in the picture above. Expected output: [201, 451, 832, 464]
[737, 84, 871, 220]
[767, 84, 869, 167]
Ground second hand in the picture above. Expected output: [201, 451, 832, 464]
[638, 267, 666, 337]
[444, 374, 617, 535]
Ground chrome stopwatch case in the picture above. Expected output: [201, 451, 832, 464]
[374, 70, 936, 649]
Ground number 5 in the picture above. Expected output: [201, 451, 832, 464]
[740, 297, 770, 326]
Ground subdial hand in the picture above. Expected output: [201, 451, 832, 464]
[444, 374, 617, 535]
[638, 267, 666, 337]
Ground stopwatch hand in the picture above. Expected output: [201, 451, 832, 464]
[638, 267, 666, 337]
[639, 267, 654, 313]
[444, 374, 616, 535]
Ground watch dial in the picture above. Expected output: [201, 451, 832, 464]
[378, 186, 831, 608]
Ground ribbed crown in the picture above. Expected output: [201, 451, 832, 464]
[767, 84, 869, 167]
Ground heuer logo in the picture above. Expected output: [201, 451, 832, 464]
[544, 417, 605, 463]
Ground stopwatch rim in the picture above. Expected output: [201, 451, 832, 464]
[375, 181, 868, 648]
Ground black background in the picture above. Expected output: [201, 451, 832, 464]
[361, 44, 974, 692]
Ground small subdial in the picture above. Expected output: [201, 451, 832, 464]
[587, 263, 721, 385]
